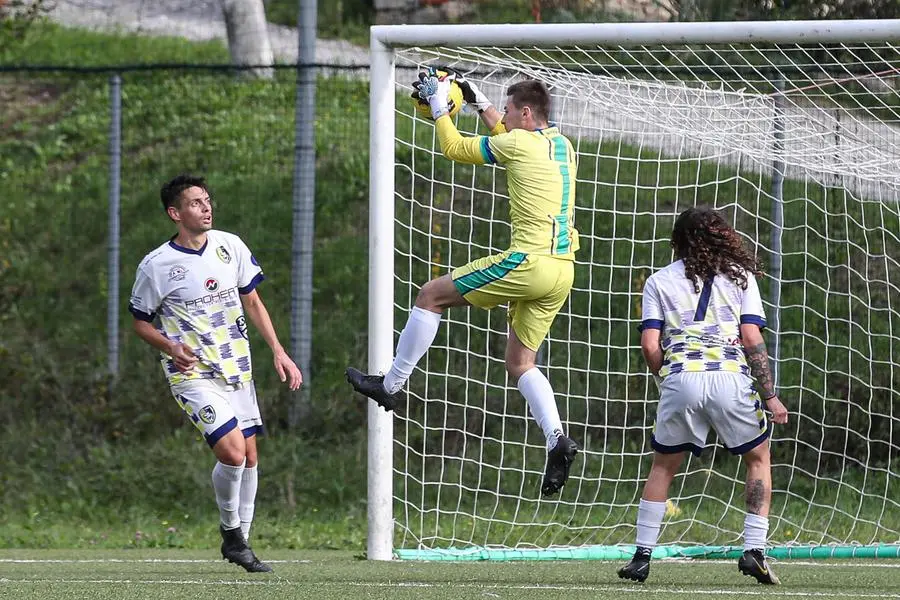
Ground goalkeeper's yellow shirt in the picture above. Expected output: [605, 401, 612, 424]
[435, 117, 579, 260]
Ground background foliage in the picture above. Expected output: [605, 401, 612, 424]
[2, 3, 900, 549]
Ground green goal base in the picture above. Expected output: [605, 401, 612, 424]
[395, 544, 900, 561]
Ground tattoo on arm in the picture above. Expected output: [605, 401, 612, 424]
[746, 478, 766, 515]
[745, 343, 776, 399]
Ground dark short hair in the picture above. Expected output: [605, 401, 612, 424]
[506, 80, 551, 123]
[160, 174, 207, 213]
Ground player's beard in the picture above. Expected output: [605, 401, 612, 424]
[192, 215, 213, 233]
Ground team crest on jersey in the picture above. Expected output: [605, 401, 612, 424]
[168, 265, 188, 281]
[216, 246, 232, 264]
[198, 405, 216, 424]
[205, 278, 219, 292]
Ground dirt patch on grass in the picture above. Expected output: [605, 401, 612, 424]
[0, 79, 65, 133]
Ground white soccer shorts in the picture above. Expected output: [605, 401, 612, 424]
[651, 371, 769, 457]
[170, 378, 263, 447]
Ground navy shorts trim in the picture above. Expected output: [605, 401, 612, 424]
[242, 424, 264, 438]
[205, 416, 239, 447]
[725, 423, 772, 455]
[651, 434, 703, 457]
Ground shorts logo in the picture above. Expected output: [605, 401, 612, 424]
[205, 278, 219, 292]
[216, 246, 232, 264]
[199, 405, 216, 424]
[168, 265, 188, 281]
[236, 315, 249, 339]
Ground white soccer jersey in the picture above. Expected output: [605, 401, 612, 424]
[639, 259, 766, 378]
[129, 230, 264, 386]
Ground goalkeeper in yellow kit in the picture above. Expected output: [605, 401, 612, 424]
[347, 68, 579, 497]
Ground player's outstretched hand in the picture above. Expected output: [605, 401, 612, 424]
[439, 66, 492, 112]
[765, 395, 788, 424]
[168, 342, 198, 373]
[413, 67, 453, 119]
[273, 349, 302, 391]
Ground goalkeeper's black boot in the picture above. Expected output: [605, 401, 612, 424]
[541, 434, 579, 497]
[346, 367, 399, 412]
[617, 546, 652, 583]
[738, 548, 780, 585]
[220, 526, 273, 573]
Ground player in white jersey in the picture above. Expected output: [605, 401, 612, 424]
[129, 174, 301, 573]
[618, 207, 788, 585]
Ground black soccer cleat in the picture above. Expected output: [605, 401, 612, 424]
[346, 367, 399, 412]
[220, 526, 273, 573]
[738, 548, 780, 585]
[617, 546, 652, 583]
[541, 434, 579, 497]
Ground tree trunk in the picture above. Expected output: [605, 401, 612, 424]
[221, 0, 274, 79]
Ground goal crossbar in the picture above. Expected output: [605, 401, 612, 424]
[372, 19, 900, 48]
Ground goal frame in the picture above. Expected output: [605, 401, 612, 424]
[367, 19, 900, 562]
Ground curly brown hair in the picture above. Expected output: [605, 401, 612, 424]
[671, 207, 762, 291]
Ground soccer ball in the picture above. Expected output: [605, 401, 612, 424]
[413, 70, 465, 120]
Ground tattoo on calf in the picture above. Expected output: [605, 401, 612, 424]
[745, 343, 776, 399]
[746, 478, 766, 514]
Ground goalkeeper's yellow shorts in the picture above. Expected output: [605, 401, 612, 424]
[451, 250, 574, 351]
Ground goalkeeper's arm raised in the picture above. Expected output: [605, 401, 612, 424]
[434, 117, 505, 165]
[448, 69, 505, 133]
[417, 68, 508, 165]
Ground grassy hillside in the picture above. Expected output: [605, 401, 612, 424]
[2, 22, 898, 550]
[1, 24, 373, 548]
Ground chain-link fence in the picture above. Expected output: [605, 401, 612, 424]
[2, 64, 372, 443]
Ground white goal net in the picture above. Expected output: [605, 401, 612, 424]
[367, 21, 900, 560]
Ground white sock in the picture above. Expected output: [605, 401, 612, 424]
[743, 513, 769, 551]
[517, 367, 564, 450]
[635, 499, 667, 549]
[383, 306, 442, 394]
[212, 460, 245, 530]
[239, 464, 258, 542]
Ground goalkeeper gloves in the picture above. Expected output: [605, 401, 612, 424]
[414, 68, 454, 120]
[442, 67, 493, 113]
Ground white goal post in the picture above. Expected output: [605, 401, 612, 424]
[368, 20, 900, 562]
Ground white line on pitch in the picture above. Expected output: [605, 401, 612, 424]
[0, 578, 284, 585]
[0, 559, 310, 564]
[657, 558, 900, 569]
[0, 579, 897, 598]
[2, 558, 896, 569]
[346, 581, 900, 597]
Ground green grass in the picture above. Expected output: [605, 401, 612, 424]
[2, 549, 900, 600]
[0, 22, 230, 66]
[266, 0, 372, 45]
[0, 428, 368, 550]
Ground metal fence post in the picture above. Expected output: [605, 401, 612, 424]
[290, 0, 318, 427]
[108, 73, 122, 377]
